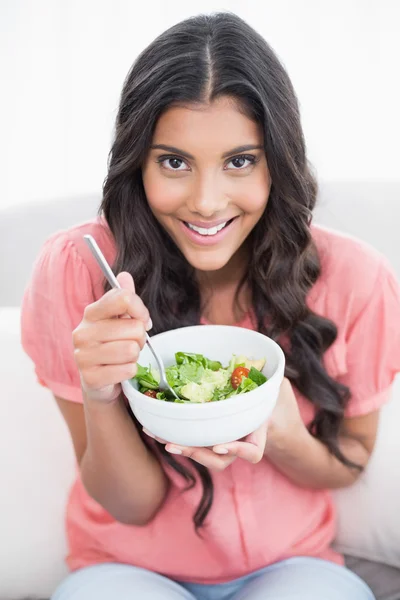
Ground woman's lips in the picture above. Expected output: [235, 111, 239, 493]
[183, 217, 234, 229]
[179, 217, 238, 246]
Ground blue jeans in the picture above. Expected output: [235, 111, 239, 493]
[52, 557, 375, 600]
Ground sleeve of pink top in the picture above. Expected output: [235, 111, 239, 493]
[341, 259, 400, 418]
[20, 232, 94, 403]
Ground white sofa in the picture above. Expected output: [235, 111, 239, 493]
[1, 184, 400, 600]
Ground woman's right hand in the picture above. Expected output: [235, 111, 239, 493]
[72, 272, 152, 404]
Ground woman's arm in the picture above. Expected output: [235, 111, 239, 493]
[56, 394, 169, 525]
[156, 378, 380, 486]
[264, 407, 379, 489]
[60, 271, 169, 525]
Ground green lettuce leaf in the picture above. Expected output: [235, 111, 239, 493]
[178, 362, 205, 384]
[175, 352, 222, 371]
[134, 364, 159, 390]
[248, 367, 267, 386]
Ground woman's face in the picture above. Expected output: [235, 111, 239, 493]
[142, 96, 271, 272]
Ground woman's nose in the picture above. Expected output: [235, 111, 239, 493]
[187, 176, 228, 217]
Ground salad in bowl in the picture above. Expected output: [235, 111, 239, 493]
[121, 325, 285, 447]
[133, 352, 267, 403]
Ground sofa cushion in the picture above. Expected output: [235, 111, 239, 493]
[333, 374, 400, 569]
[345, 555, 400, 600]
[0, 307, 75, 600]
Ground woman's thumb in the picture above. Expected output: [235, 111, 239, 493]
[115, 271, 152, 330]
[116, 271, 135, 293]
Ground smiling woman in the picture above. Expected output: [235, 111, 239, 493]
[19, 10, 400, 600]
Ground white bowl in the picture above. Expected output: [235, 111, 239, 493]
[121, 325, 285, 447]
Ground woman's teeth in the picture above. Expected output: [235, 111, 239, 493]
[186, 221, 228, 236]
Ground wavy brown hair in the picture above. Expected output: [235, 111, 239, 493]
[100, 12, 358, 528]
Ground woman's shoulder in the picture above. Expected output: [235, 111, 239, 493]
[41, 216, 116, 289]
[45, 215, 116, 263]
[308, 223, 400, 333]
[21, 216, 116, 402]
[310, 223, 391, 297]
[310, 226, 400, 417]
[25, 215, 117, 305]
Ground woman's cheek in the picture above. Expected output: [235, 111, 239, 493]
[231, 180, 270, 215]
[146, 177, 188, 215]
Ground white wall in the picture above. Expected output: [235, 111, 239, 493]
[1, 0, 399, 209]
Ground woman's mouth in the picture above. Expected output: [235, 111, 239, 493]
[179, 217, 238, 246]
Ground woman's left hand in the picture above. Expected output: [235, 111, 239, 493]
[143, 420, 268, 471]
[143, 377, 304, 471]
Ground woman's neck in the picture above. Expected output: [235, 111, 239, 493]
[196, 245, 251, 325]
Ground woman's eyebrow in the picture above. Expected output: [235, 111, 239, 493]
[150, 144, 264, 160]
[221, 144, 264, 158]
[150, 144, 195, 159]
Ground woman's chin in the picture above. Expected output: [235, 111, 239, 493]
[183, 249, 233, 272]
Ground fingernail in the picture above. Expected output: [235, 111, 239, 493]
[146, 317, 153, 331]
[167, 446, 182, 455]
[142, 428, 155, 439]
[213, 447, 229, 454]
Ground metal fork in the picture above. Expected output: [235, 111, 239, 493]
[83, 234, 179, 400]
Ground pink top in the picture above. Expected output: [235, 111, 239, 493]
[21, 216, 400, 584]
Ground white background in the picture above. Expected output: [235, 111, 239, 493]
[1, 0, 399, 209]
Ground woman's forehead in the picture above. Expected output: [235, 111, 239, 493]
[151, 97, 263, 156]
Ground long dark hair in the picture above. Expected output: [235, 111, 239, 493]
[100, 12, 358, 528]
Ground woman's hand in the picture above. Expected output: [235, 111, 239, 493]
[72, 272, 152, 404]
[143, 378, 305, 471]
[143, 421, 268, 471]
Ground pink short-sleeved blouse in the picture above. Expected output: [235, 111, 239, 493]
[20, 216, 400, 584]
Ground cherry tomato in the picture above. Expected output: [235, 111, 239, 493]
[144, 389, 159, 398]
[231, 366, 250, 389]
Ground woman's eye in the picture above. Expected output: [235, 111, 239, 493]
[156, 153, 257, 171]
[226, 155, 256, 170]
[158, 156, 189, 171]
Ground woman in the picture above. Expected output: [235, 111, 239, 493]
[21, 11, 400, 600]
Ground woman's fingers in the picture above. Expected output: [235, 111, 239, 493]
[165, 445, 237, 471]
[142, 429, 236, 470]
[142, 422, 268, 469]
[81, 362, 138, 389]
[84, 278, 150, 326]
[212, 441, 263, 464]
[77, 318, 147, 345]
[213, 421, 268, 464]
[76, 340, 141, 368]
[116, 271, 135, 293]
